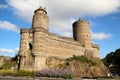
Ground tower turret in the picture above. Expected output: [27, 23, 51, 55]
[19, 29, 29, 55]
[32, 6, 49, 30]
[32, 6, 48, 70]
[19, 29, 29, 68]
[73, 18, 91, 48]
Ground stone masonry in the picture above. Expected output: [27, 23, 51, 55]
[18, 7, 99, 71]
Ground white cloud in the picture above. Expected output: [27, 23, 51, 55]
[15, 47, 19, 51]
[49, 18, 75, 37]
[6, 0, 42, 21]
[6, 0, 119, 39]
[0, 4, 8, 8]
[0, 47, 19, 54]
[7, 0, 120, 21]
[91, 32, 112, 40]
[0, 48, 14, 53]
[0, 20, 20, 32]
[46, 0, 120, 18]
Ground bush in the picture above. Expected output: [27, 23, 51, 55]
[66, 55, 97, 66]
[35, 69, 75, 79]
[0, 60, 17, 70]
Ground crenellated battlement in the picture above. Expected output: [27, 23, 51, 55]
[20, 29, 29, 34]
[78, 18, 89, 24]
[32, 6, 49, 31]
[20, 29, 33, 34]
[92, 43, 100, 50]
[29, 29, 33, 33]
[34, 6, 47, 14]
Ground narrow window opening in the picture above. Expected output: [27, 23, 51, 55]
[29, 43, 32, 50]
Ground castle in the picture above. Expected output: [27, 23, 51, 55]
[18, 7, 99, 71]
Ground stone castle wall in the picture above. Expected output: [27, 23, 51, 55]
[43, 31, 84, 58]
[19, 27, 99, 70]
[39, 28, 99, 58]
[20, 27, 99, 58]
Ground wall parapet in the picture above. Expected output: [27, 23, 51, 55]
[20, 28, 33, 34]
[47, 32, 83, 47]
[32, 27, 84, 47]
[92, 43, 99, 50]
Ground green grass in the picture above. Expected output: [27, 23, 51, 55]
[0, 70, 34, 77]
[66, 55, 97, 66]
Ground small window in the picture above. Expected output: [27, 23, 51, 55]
[29, 43, 32, 50]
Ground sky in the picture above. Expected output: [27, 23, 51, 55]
[0, 0, 120, 58]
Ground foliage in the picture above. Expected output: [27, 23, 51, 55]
[0, 55, 19, 70]
[102, 48, 120, 75]
[0, 60, 17, 69]
[101, 58, 107, 66]
[35, 69, 75, 79]
[0, 70, 34, 77]
[11, 54, 18, 61]
[66, 55, 97, 66]
[102, 48, 120, 67]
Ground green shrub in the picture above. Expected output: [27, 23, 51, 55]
[66, 55, 97, 66]
[0, 60, 17, 69]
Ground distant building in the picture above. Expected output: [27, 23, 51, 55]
[18, 7, 99, 71]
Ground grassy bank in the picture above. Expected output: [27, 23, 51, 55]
[0, 70, 34, 77]
[0, 69, 75, 79]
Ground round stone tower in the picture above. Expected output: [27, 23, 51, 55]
[19, 29, 29, 55]
[73, 18, 91, 48]
[32, 6, 49, 30]
[32, 6, 48, 70]
[19, 29, 29, 68]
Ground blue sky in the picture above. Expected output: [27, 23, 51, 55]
[0, 0, 120, 58]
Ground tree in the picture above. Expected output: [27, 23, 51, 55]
[106, 52, 114, 66]
[102, 48, 120, 67]
[102, 48, 120, 75]
[0, 55, 18, 70]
